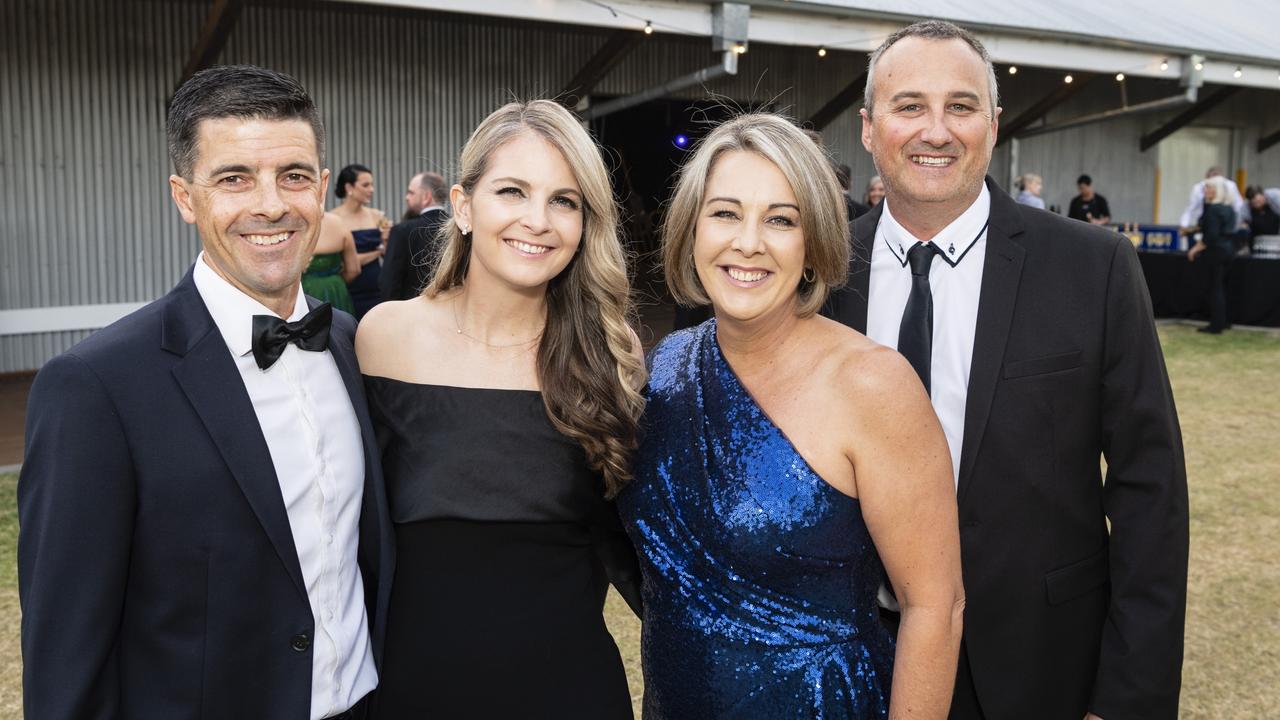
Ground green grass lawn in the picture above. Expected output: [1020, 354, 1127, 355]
[3, 323, 1278, 718]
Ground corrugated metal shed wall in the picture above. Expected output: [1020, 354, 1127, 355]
[1, 0, 867, 372]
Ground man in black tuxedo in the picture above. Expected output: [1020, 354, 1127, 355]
[18, 65, 393, 719]
[380, 170, 448, 301]
[826, 21, 1188, 720]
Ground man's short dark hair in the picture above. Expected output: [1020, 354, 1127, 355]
[864, 20, 999, 114]
[418, 171, 448, 203]
[167, 65, 324, 179]
[1077, 174, 1093, 186]
[1245, 185, 1261, 200]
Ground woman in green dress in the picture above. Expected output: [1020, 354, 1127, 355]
[302, 211, 360, 314]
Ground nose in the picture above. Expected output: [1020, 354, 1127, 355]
[521, 198, 551, 235]
[252, 181, 289, 221]
[919, 109, 955, 147]
[730, 217, 765, 256]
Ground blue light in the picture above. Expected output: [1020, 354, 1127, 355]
[674, 134, 689, 148]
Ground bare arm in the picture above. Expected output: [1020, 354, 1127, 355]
[847, 349, 964, 719]
[340, 229, 361, 282]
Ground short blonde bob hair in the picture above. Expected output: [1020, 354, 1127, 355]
[662, 113, 849, 317]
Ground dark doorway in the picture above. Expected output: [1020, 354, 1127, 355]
[591, 97, 767, 332]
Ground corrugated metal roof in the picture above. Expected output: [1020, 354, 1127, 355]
[773, 0, 1280, 65]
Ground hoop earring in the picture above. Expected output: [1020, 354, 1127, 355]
[802, 267, 816, 284]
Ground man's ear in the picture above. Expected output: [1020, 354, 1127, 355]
[169, 175, 197, 225]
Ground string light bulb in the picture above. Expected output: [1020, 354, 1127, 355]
[1234, 66, 1243, 78]
[1115, 72, 1125, 82]
[1064, 74, 1074, 84]
[734, 43, 747, 55]
[817, 46, 827, 57]
[643, 20, 653, 35]
[1008, 65, 1018, 75]
[1160, 58, 1169, 71]
[1195, 61, 1204, 71]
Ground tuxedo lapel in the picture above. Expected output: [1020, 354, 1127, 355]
[834, 203, 882, 332]
[164, 273, 309, 602]
[957, 181, 1026, 503]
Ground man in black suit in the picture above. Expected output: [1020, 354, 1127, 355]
[18, 65, 394, 719]
[826, 21, 1188, 720]
[380, 170, 448, 301]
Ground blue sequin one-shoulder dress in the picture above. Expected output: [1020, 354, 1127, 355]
[618, 320, 894, 719]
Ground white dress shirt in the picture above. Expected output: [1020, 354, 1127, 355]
[1179, 178, 1246, 229]
[866, 186, 990, 487]
[193, 254, 377, 719]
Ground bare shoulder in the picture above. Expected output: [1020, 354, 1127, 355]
[809, 316, 927, 420]
[355, 296, 445, 377]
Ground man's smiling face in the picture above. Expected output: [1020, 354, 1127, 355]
[862, 36, 999, 222]
[169, 116, 329, 315]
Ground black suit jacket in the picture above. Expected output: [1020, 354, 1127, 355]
[18, 269, 395, 720]
[826, 179, 1188, 720]
[380, 208, 448, 301]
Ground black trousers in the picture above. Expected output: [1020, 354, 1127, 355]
[1202, 245, 1234, 330]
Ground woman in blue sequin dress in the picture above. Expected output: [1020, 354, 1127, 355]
[618, 114, 965, 718]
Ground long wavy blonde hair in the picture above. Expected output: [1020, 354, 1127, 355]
[426, 100, 645, 497]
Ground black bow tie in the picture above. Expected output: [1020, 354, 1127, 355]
[251, 303, 332, 370]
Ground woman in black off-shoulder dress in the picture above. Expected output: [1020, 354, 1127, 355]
[356, 100, 645, 719]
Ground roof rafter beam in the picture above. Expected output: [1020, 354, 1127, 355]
[176, 0, 244, 95]
[559, 29, 645, 107]
[996, 73, 1095, 146]
[1258, 127, 1280, 153]
[1140, 85, 1241, 152]
[807, 72, 867, 131]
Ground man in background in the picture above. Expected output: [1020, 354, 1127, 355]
[1068, 174, 1111, 225]
[380, 170, 448, 301]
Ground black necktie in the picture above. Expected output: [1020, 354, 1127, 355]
[251, 303, 332, 370]
[898, 242, 939, 394]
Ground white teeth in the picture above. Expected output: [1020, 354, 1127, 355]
[244, 232, 290, 246]
[508, 240, 550, 255]
[727, 267, 768, 282]
[911, 155, 953, 167]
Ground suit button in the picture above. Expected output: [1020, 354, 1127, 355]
[290, 634, 311, 652]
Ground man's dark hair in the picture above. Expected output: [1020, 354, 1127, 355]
[1245, 185, 1262, 200]
[864, 20, 998, 114]
[336, 164, 372, 199]
[167, 64, 324, 179]
[418, 171, 448, 204]
[1077, 174, 1093, 186]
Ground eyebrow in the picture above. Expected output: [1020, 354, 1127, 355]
[207, 162, 318, 177]
[490, 176, 581, 196]
[706, 196, 800, 212]
[888, 90, 983, 104]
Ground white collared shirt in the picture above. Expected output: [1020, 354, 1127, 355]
[866, 185, 990, 487]
[419, 203, 444, 216]
[192, 254, 377, 719]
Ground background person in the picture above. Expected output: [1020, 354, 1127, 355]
[380, 171, 448, 301]
[620, 113, 963, 719]
[1178, 166, 1246, 232]
[332, 163, 390, 318]
[1187, 176, 1237, 334]
[356, 100, 644, 719]
[865, 174, 886, 207]
[302, 211, 360, 313]
[1068, 174, 1111, 224]
[1014, 172, 1045, 209]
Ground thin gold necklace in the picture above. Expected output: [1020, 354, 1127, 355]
[451, 292, 543, 348]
